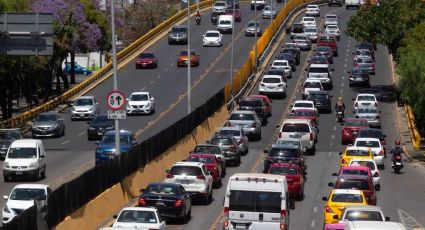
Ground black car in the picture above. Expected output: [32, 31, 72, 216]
[276, 53, 296, 71]
[168, 25, 188, 45]
[238, 97, 268, 125]
[307, 91, 332, 113]
[328, 0, 343, 6]
[226, 0, 239, 8]
[0, 129, 22, 159]
[87, 115, 114, 140]
[263, 145, 304, 173]
[266, 69, 288, 81]
[139, 182, 192, 222]
[315, 46, 333, 64]
[348, 68, 370, 87]
[308, 55, 329, 65]
[281, 47, 300, 65]
[357, 128, 387, 147]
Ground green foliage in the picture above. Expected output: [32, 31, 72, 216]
[80, 0, 111, 51]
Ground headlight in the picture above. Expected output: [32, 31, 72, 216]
[145, 103, 151, 108]
[96, 149, 103, 154]
[51, 124, 59, 129]
[4, 162, 10, 168]
[106, 126, 114, 130]
[3, 204, 11, 213]
[29, 162, 38, 168]
[126, 104, 132, 109]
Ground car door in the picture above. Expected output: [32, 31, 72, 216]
[202, 165, 213, 191]
[38, 143, 46, 169]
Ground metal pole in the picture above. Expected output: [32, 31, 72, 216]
[110, 0, 120, 155]
[270, 0, 273, 29]
[230, 0, 235, 96]
[254, 3, 258, 74]
[187, 0, 191, 114]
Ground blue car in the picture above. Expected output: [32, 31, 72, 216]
[64, 63, 92, 75]
[95, 130, 137, 165]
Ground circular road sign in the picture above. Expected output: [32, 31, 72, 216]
[106, 90, 126, 110]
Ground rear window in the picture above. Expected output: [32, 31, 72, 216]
[309, 67, 329, 73]
[229, 113, 254, 120]
[344, 210, 383, 221]
[357, 107, 378, 114]
[309, 93, 327, 99]
[331, 193, 363, 203]
[294, 102, 313, 108]
[357, 95, 375, 101]
[304, 82, 322, 88]
[337, 179, 370, 190]
[351, 161, 376, 170]
[345, 120, 367, 127]
[218, 130, 241, 137]
[263, 77, 281, 83]
[187, 156, 214, 164]
[229, 190, 281, 213]
[342, 169, 369, 176]
[270, 167, 298, 175]
[210, 138, 233, 145]
[193, 146, 221, 154]
[293, 110, 316, 117]
[269, 148, 300, 158]
[281, 123, 310, 133]
[346, 149, 370, 156]
[356, 140, 380, 148]
[170, 166, 202, 176]
[239, 100, 262, 107]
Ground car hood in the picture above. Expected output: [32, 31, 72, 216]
[204, 36, 221, 42]
[128, 101, 150, 106]
[0, 140, 13, 148]
[33, 121, 56, 127]
[5, 158, 38, 166]
[6, 200, 35, 210]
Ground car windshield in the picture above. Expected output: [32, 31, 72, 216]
[35, 114, 57, 122]
[130, 94, 148, 101]
[210, 138, 232, 145]
[304, 82, 321, 88]
[10, 188, 45, 201]
[270, 167, 298, 175]
[263, 77, 281, 83]
[218, 130, 241, 137]
[305, 28, 317, 33]
[309, 67, 329, 73]
[356, 50, 370, 55]
[309, 93, 327, 99]
[316, 47, 331, 52]
[345, 120, 367, 127]
[267, 70, 284, 76]
[304, 18, 314, 22]
[101, 134, 131, 145]
[326, 15, 337, 19]
[172, 27, 187, 33]
[331, 193, 363, 203]
[74, 98, 93, 106]
[357, 95, 375, 101]
[229, 190, 281, 213]
[293, 110, 316, 117]
[117, 210, 157, 224]
[146, 184, 178, 195]
[346, 149, 370, 156]
[282, 123, 310, 132]
[205, 32, 219, 37]
[179, 50, 196, 56]
[215, 2, 226, 6]
[7, 147, 37, 159]
[338, 180, 370, 190]
[351, 161, 376, 170]
[188, 156, 214, 164]
[269, 148, 300, 158]
[138, 53, 154, 59]
[220, 20, 231, 25]
[359, 130, 382, 138]
[194, 146, 221, 154]
[264, 6, 272, 11]
[170, 166, 202, 176]
[344, 210, 383, 221]
[276, 140, 301, 148]
[319, 36, 335, 42]
[248, 22, 259, 27]
[292, 27, 304, 33]
[294, 102, 313, 108]
[0, 131, 19, 140]
[357, 107, 378, 114]
[356, 140, 380, 148]
[273, 61, 288, 66]
[239, 100, 262, 107]
[92, 116, 110, 124]
[327, 25, 338, 30]
[342, 169, 369, 176]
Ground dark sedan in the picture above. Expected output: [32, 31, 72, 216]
[135, 52, 158, 69]
[308, 55, 329, 65]
[276, 53, 296, 71]
[139, 182, 192, 222]
[87, 115, 114, 140]
[225, 9, 241, 22]
[307, 91, 332, 113]
[314, 46, 333, 64]
[263, 145, 304, 173]
[348, 68, 370, 87]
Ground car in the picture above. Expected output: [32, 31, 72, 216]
[245, 20, 262, 36]
[248, 94, 272, 117]
[266, 69, 289, 80]
[276, 52, 296, 71]
[354, 106, 381, 128]
[202, 30, 223, 47]
[307, 91, 332, 113]
[95, 130, 136, 165]
[217, 14, 234, 34]
[238, 96, 268, 125]
[357, 42, 376, 56]
[325, 25, 341, 40]
[168, 25, 188, 45]
[301, 16, 316, 27]
[314, 46, 333, 64]
[262, 5, 277, 19]
[31, 111, 65, 138]
[305, 4, 320, 17]
[209, 135, 241, 166]
[329, 175, 377, 205]
[341, 118, 369, 144]
[306, 63, 333, 90]
[177, 49, 200, 67]
[275, 137, 307, 155]
[293, 34, 312, 51]
[291, 100, 318, 113]
[126, 92, 155, 115]
[339, 146, 373, 167]
[187, 153, 223, 187]
[290, 108, 319, 126]
[87, 114, 115, 140]
[328, 0, 343, 7]
[348, 68, 370, 87]
[301, 79, 323, 99]
[324, 14, 339, 27]
[283, 43, 301, 58]
[135, 52, 158, 69]
[354, 56, 375, 75]
[268, 163, 305, 200]
[281, 47, 301, 65]
[353, 49, 374, 61]
[349, 159, 381, 190]
[0, 129, 22, 160]
[278, 119, 317, 154]
[353, 138, 385, 169]
[192, 144, 226, 173]
[289, 23, 305, 39]
[353, 93, 378, 110]
[217, 126, 249, 155]
[259, 75, 287, 98]
[112, 207, 167, 229]
[63, 63, 92, 75]
[317, 34, 338, 56]
[335, 165, 374, 183]
[71, 95, 100, 120]
[308, 55, 329, 65]
[212, 1, 228, 14]
[225, 0, 240, 9]
[304, 26, 318, 43]
[324, 223, 346, 230]
[270, 60, 291, 77]
[2, 184, 51, 224]
[251, 0, 266, 10]
[322, 189, 368, 224]
[263, 145, 305, 173]
[357, 128, 387, 149]
[164, 161, 213, 204]
[340, 205, 390, 222]
[227, 110, 262, 140]
[138, 182, 191, 223]
[225, 9, 241, 22]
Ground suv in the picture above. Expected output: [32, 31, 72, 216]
[0, 129, 22, 159]
[217, 126, 249, 155]
[251, 0, 265, 10]
[227, 110, 262, 140]
[278, 119, 317, 154]
[329, 175, 377, 205]
[259, 75, 287, 98]
[168, 25, 188, 45]
[95, 130, 137, 165]
[71, 96, 99, 120]
[263, 145, 305, 173]
[212, 1, 228, 14]
[164, 162, 213, 204]
[306, 63, 333, 90]
[209, 135, 241, 166]
[238, 97, 268, 125]
[307, 91, 332, 113]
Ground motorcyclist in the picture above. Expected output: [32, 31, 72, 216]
[335, 96, 345, 120]
[195, 10, 201, 24]
[211, 12, 217, 24]
[390, 140, 403, 163]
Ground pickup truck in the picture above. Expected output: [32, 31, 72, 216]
[317, 34, 338, 56]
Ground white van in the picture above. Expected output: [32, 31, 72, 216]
[217, 15, 234, 34]
[344, 221, 406, 230]
[223, 173, 290, 230]
[3, 139, 46, 181]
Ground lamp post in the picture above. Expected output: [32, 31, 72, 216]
[187, 0, 191, 114]
[230, 0, 236, 96]
[110, 0, 120, 155]
[254, 3, 258, 75]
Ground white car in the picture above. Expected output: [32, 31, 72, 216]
[164, 161, 213, 204]
[304, 26, 318, 42]
[349, 158, 381, 189]
[324, 14, 338, 27]
[262, 5, 277, 19]
[340, 205, 390, 222]
[212, 1, 228, 14]
[202, 30, 223, 47]
[291, 100, 318, 113]
[259, 75, 287, 98]
[71, 95, 100, 120]
[353, 93, 378, 110]
[353, 138, 385, 168]
[2, 184, 51, 224]
[126, 92, 155, 115]
[305, 4, 320, 17]
[112, 207, 166, 229]
[270, 60, 291, 77]
[301, 16, 316, 27]
[293, 34, 312, 51]
[276, 137, 307, 155]
[302, 79, 323, 99]
[325, 25, 341, 40]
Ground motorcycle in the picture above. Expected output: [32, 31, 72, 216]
[211, 14, 217, 25]
[392, 155, 403, 174]
[336, 110, 344, 122]
[195, 16, 201, 25]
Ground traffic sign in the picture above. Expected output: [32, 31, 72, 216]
[108, 110, 126, 119]
[106, 90, 126, 110]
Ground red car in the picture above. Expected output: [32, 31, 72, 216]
[290, 108, 318, 126]
[341, 118, 368, 145]
[329, 175, 377, 205]
[186, 153, 223, 187]
[317, 34, 338, 56]
[225, 9, 241, 22]
[268, 163, 305, 200]
[135, 52, 158, 69]
[248, 94, 272, 117]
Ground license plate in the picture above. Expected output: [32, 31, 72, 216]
[180, 180, 191, 184]
[236, 224, 246, 229]
[15, 171, 23, 175]
[353, 131, 358, 135]
[98, 132, 103, 135]
[396, 162, 402, 166]
[363, 102, 371, 105]
[156, 201, 165, 206]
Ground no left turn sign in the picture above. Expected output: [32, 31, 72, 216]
[106, 90, 126, 110]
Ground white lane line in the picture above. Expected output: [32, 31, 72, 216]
[313, 206, 318, 213]
[342, 76, 345, 79]
[344, 63, 347, 68]
[78, 131, 85, 136]
[157, 75, 161, 78]
[150, 81, 154, 84]
[340, 89, 343, 93]
[345, 58, 347, 63]
[398, 209, 425, 230]
[61, 140, 70, 145]
[331, 135, 335, 139]
[141, 87, 146, 91]
[311, 220, 315, 228]
[170, 62, 174, 66]
[333, 126, 336, 131]
[164, 68, 168, 72]
[328, 152, 332, 156]
[341, 83, 344, 87]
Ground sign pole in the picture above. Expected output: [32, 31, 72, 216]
[110, 0, 120, 156]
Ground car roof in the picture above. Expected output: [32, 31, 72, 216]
[305, 79, 322, 83]
[13, 184, 49, 189]
[76, 95, 95, 99]
[10, 139, 40, 147]
[283, 118, 312, 123]
[219, 126, 242, 131]
[344, 205, 383, 212]
[309, 63, 330, 68]
[345, 146, 370, 151]
[345, 117, 368, 122]
[206, 30, 220, 33]
[130, 91, 149, 95]
[271, 144, 300, 150]
[277, 137, 302, 142]
[172, 25, 187, 29]
[357, 93, 376, 97]
[355, 137, 381, 142]
[341, 165, 370, 171]
[173, 161, 204, 167]
[309, 91, 328, 95]
[292, 108, 317, 112]
[325, 14, 337, 17]
[333, 189, 362, 195]
[248, 95, 269, 100]
[263, 75, 282, 79]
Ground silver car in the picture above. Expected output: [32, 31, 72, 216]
[262, 5, 277, 19]
[293, 35, 312, 51]
[324, 14, 338, 27]
[212, 1, 228, 14]
[227, 110, 261, 140]
[354, 106, 381, 128]
[275, 137, 307, 155]
[71, 96, 100, 120]
[245, 21, 262, 36]
[217, 126, 249, 155]
[32, 111, 65, 138]
[304, 26, 318, 43]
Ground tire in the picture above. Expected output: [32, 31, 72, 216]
[184, 207, 191, 223]
[4, 175, 10, 182]
[41, 167, 46, 179]
[35, 169, 41, 181]
[394, 168, 400, 174]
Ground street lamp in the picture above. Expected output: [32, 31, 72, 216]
[254, 3, 258, 74]
[230, 0, 236, 97]
[187, 0, 191, 114]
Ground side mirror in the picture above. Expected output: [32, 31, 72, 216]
[86, 121, 90, 124]
[113, 215, 118, 219]
[322, 196, 328, 201]
[333, 214, 339, 220]
[338, 152, 343, 155]
[383, 134, 387, 138]
[202, 35, 205, 37]
[328, 182, 334, 187]
[165, 169, 170, 173]
[151, 97, 155, 101]
[3, 195, 8, 200]
[95, 141, 100, 145]
[290, 113, 294, 116]
[140, 188, 145, 193]
[348, 144, 353, 147]
[40, 155, 45, 159]
[304, 68, 308, 71]
[382, 145, 386, 149]
[352, 98, 355, 101]
[263, 150, 269, 154]
[126, 98, 129, 101]
[206, 140, 210, 144]
[332, 173, 338, 176]
[276, 125, 280, 128]
[385, 216, 390, 221]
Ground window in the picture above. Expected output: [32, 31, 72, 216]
[74, 98, 93, 106]
[269, 148, 301, 158]
[218, 130, 240, 137]
[356, 141, 380, 148]
[345, 210, 383, 221]
[117, 210, 157, 224]
[270, 167, 298, 175]
[345, 120, 367, 127]
[308, 67, 329, 73]
[229, 113, 254, 120]
[146, 184, 178, 195]
[276, 140, 301, 148]
[263, 77, 281, 83]
[101, 134, 131, 145]
[210, 138, 233, 146]
[130, 94, 148, 101]
[331, 193, 363, 203]
[188, 156, 214, 164]
[8, 147, 37, 159]
[294, 103, 313, 108]
[193, 146, 221, 154]
[346, 150, 370, 156]
[10, 188, 45, 201]
[357, 96, 375, 101]
[281, 123, 310, 133]
[239, 100, 262, 107]
[170, 166, 202, 176]
[229, 190, 281, 213]
[342, 169, 369, 176]
[337, 180, 370, 190]
[35, 114, 57, 122]
[138, 53, 155, 59]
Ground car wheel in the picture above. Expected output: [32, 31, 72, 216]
[184, 207, 191, 223]
[297, 189, 304, 201]
[208, 189, 213, 203]
[3, 175, 10, 182]
[35, 169, 42, 181]
[41, 167, 46, 179]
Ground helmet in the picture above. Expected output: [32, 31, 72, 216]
[395, 140, 401, 145]
[338, 96, 343, 101]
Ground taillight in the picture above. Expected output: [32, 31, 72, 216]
[166, 173, 174, 178]
[252, 123, 257, 128]
[139, 197, 146, 206]
[376, 115, 380, 119]
[341, 158, 347, 165]
[280, 210, 287, 230]
[279, 132, 282, 138]
[174, 199, 184, 207]
[224, 207, 229, 229]
[197, 175, 206, 180]
[378, 150, 384, 156]
[325, 205, 334, 213]
[396, 156, 401, 160]
[374, 172, 379, 177]
[375, 102, 378, 106]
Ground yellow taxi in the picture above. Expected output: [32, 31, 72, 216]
[339, 146, 373, 167]
[323, 189, 368, 224]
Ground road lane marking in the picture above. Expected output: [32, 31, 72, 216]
[341, 83, 343, 87]
[164, 68, 168, 72]
[328, 152, 332, 156]
[78, 131, 86, 136]
[141, 87, 146, 91]
[340, 89, 343, 93]
[331, 134, 335, 139]
[150, 81, 154, 84]
[311, 220, 315, 228]
[313, 206, 317, 213]
[170, 62, 174, 66]
[333, 126, 336, 131]
[61, 140, 70, 145]
[158, 75, 161, 78]
[398, 209, 425, 230]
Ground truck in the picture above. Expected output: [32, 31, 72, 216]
[346, 0, 362, 9]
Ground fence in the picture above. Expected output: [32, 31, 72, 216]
[0, 205, 38, 230]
